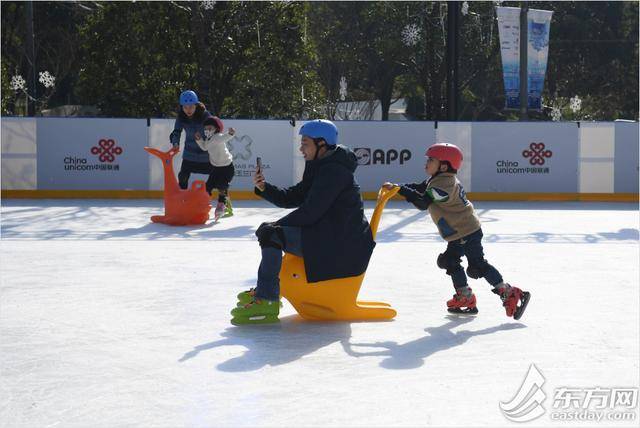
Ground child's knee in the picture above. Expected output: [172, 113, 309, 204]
[466, 259, 492, 279]
[437, 252, 463, 274]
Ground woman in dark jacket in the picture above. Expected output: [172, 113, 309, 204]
[169, 90, 216, 193]
[230, 119, 375, 325]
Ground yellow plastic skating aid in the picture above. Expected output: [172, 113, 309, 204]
[279, 186, 399, 321]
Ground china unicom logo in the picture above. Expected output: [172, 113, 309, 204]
[500, 364, 547, 422]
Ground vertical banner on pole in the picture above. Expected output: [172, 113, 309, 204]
[497, 7, 552, 110]
[527, 9, 553, 110]
[496, 7, 521, 110]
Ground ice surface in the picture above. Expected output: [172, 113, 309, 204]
[1, 199, 638, 427]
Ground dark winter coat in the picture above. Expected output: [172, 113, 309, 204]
[169, 103, 212, 163]
[256, 145, 375, 283]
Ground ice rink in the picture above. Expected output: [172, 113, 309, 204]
[1, 198, 638, 427]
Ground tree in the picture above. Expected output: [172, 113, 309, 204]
[76, 2, 196, 117]
[188, 1, 319, 118]
[1, 1, 92, 114]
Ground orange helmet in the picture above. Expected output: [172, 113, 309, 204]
[426, 143, 463, 170]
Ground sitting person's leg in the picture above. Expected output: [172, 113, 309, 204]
[253, 224, 302, 302]
[231, 225, 301, 323]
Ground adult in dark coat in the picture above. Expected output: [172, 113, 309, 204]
[232, 120, 375, 323]
[169, 90, 216, 194]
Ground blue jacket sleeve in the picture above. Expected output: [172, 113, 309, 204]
[398, 180, 432, 211]
[170, 118, 183, 146]
[276, 163, 350, 227]
[256, 181, 306, 208]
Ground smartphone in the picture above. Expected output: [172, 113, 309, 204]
[256, 157, 262, 173]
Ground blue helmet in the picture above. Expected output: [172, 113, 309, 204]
[179, 90, 199, 106]
[299, 119, 338, 147]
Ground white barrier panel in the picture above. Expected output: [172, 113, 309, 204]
[1, 118, 37, 190]
[614, 121, 639, 193]
[37, 118, 149, 190]
[471, 122, 579, 192]
[147, 119, 177, 190]
[226, 120, 295, 190]
[578, 122, 614, 193]
[147, 119, 294, 191]
[335, 121, 436, 192]
[436, 122, 472, 191]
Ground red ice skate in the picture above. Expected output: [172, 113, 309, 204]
[493, 284, 530, 320]
[447, 288, 478, 315]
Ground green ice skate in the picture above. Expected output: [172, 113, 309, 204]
[223, 197, 233, 217]
[236, 288, 255, 306]
[236, 288, 283, 308]
[231, 298, 280, 325]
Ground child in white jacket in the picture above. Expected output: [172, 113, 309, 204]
[195, 116, 236, 220]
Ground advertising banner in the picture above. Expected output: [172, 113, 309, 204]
[37, 118, 149, 190]
[148, 119, 294, 191]
[471, 122, 579, 192]
[225, 120, 294, 190]
[497, 7, 553, 110]
[527, 9, 553, 110]
[497, 7, 521, 110]
[336, 121, 436, 192]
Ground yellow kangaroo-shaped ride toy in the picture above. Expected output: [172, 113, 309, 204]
[279, 186, 399, 321]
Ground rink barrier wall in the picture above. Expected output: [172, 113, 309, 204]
[1, 118, 638, 201]
[2, 189, 637, 202]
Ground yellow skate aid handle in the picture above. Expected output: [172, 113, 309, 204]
[369, 186, 400, 240]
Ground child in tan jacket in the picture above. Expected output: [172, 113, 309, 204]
[384, 143, 530, 319]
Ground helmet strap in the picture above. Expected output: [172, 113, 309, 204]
[313, 138, 326, 160]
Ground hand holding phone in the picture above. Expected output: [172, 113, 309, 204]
[254, 157, 265, 191]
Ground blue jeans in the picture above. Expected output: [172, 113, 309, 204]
[254, 226, 303, 301]
[440, 229, 503, 289]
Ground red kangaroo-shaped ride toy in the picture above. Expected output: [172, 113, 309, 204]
[145, 146, 211, 226]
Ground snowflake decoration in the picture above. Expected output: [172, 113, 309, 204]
[569, 95, 582, 113]
[38, 71, 55, 88]
[401, 24, 420, 47]
[550, 107, 562, 122]
[461, 1, 469, 16]
[339, 76, 347, 101]
[202, 0, 216, 10]
[10, 75, 26, 91]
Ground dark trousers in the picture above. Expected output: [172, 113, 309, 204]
[440, 229, 503, 289]
[255, 226, 303, 301]
[178, 160, 234, 197]
[209, 164, 235, 203]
